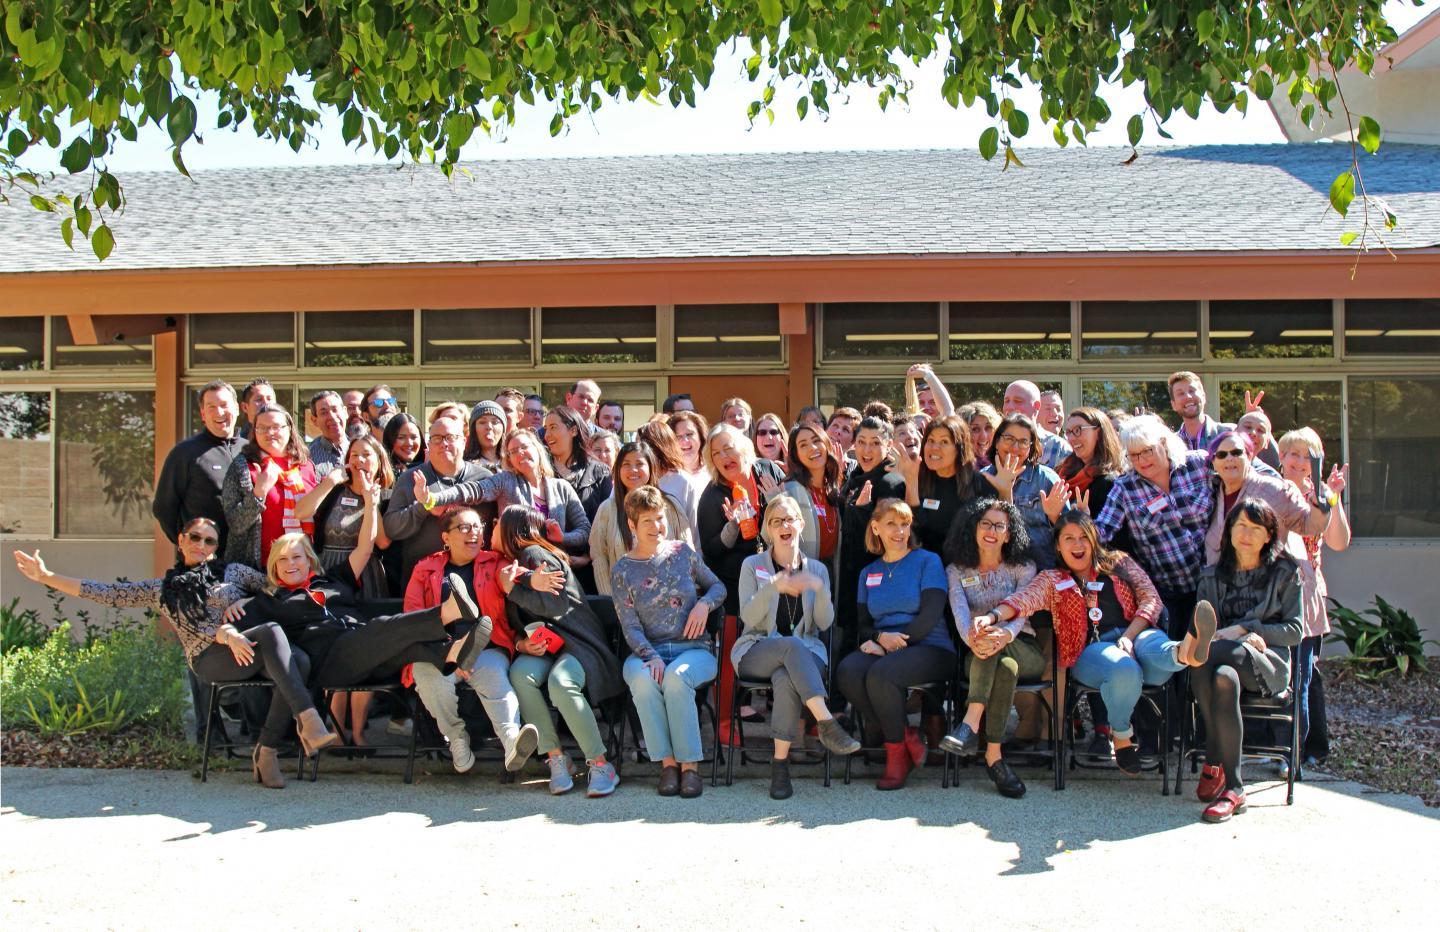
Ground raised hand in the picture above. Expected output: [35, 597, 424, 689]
[992, 452, 1023, 490]
[254, 458, 283, 499]
[1326, 463, 1349, 496]
[411, 469, 430, 504]
[721, 497, 737, 523]
[498, 559, 526, 593]
[13, 548, 48, 583]
[1243, 389, 1266, 413]
[1072, 486, 1091, 515]
[1040, 481, 1068, 522]
[756, 471, 783, 500]
[855, 480, 874, 507]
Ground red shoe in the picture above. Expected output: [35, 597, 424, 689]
[876, 741, 913, 791]
[1202, 789, 1248, 823]
[903, 726, 927, 767]
[1196, 764, 1226, 803]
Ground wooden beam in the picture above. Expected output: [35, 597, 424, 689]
[786, 305, 815, 424]
[66, 314, 97, 344]
[151, 329, 181, 578]
[778, 302, 807, 334]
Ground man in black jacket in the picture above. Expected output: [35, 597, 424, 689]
[152, 379, 244, 550]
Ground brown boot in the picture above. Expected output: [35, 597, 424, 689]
[923, 714, 946, 766]
[252, 745, 286, 789]
[876, 741, 913, 791]
[296, 708, 341, 757]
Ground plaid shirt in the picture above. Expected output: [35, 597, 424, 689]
[1094, 450, 1214, 593]
[1177, 415, 1230, 452]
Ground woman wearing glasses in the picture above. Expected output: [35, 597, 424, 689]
[983, 413, 1064, 569]
[751, 412, 789, 468]
[1205, 430, 1330, 567]
[12, 518, 339, 789]
[221, 404, 319, 571]
[1055, 408, 1127, 528]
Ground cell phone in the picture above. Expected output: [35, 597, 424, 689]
[1308, 452, 1329, 510]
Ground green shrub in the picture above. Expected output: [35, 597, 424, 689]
[1, 618, 188, 733]
[1327, 595, 1437, 681]
[1, 598, 49, 654]
[23, 680, 130, 736]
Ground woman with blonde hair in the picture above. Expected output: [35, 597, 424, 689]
[751, 412, 789, 467]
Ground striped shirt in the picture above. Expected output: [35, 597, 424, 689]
[1094, 450, 1214, 593]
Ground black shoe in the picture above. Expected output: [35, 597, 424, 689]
[657, 765, 681, 797]
[1115, 742, 1143, 776]
[452, 617, 493, 675]
[769, 758, 793, 800]
[446, 572, 480, 621]
[816, 718, 861, 756]
[679, 768, 704, 799]
[939, 723, 980, 757]
[987, 759, 1026, 798]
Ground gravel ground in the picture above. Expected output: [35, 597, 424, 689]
[1318, 665, 1440, 807]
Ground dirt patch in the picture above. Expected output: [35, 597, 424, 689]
[2, 726, 198, 771]
[1320, 664, 1440, 807]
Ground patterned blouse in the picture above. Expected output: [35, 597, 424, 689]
[78, 563, 269, 663]
[946, 562, 1039, 646]
[611, 541, 726, 662]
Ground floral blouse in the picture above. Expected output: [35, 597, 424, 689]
[611, 541, 726, 662]
[79, 563, 269, 663]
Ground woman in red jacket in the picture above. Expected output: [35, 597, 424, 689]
[984, 511, 1214, 776]
[403, 507, 563, 774]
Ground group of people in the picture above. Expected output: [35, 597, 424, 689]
[13, 365, 1349, 822]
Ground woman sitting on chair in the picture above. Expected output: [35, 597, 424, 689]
[987, 512, 1212, 778]
[938, 498, 1041, 798]
[12, 518, 339, 789]
[497, 505, 624, 798]
[1189, 498, 1304, 824]
[735, 494, 862, 800]
[612, 486, 727, 799]
[834, 498, 955, 791]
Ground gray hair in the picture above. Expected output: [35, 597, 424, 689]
[1120, 414, 1185, 469]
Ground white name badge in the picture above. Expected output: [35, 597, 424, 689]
[755, 569, 772, 583]
[1055, 578, 1077, 591]
[866, 573, 884, 588]
[961, 575, 982, 588]
[1145, 496, 1169, 514]
[922, 498, 941, 510]
[1086, 581, 1105, 592]
[815, 506, 826, 517]
[340, 496, 359, 507]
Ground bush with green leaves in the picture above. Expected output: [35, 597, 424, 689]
[1, 618, 188, 734]
[1327, 595, 1437, 681]
[1, 597, 49, 654]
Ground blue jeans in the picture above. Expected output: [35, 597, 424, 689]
[623, 642, 717, 764]
[1296, 635, 1321, 748]
[1070, 628, 1185, 740]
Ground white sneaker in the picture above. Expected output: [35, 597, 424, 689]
[449, 733, 475, 773]
[386, 717, 414, 737]
[504, 724, 540, 772]
[547, 755, 576, 795]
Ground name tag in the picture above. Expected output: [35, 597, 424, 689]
[866, 573, 884, 588]
[210, 464, 222, 470]
[1145, 496, 1168, 514]
[1055, 578, 1077, 591]
[340, 496, 359, 507]
[755, 569, 772, 583]
[922, 498, 941, 511]
[815, 506, 826, 517]
[1086, 581, 1105, 592]
[961, 575, 982, 588]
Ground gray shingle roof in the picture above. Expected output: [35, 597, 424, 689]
[2, 144, 1437, 274]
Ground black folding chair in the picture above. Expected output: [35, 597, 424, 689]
[200, 679, 297, 782]
[722, 623, 837, 789]
[304, 680, 422, 783]
[842, 676, 957, 788]
[1061, 679, 1170, 794]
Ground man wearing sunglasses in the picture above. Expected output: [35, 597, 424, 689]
[153, 379, 245, 552]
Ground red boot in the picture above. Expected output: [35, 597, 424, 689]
[903, 725, 927, 767]
[877, 741, 913, 791]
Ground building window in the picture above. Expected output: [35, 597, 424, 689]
[674, 304, 782, 362]
[949, 302, 1070, 361]
[422, 384, 533, 422]
[817, 380, 905, 415]
[421, 308, 532, 365]
[1209, 300, 1333, 359]
[1344, 299, 1440, 356]
[1080, 301, 1199, 358]
[540, 307, 656, 365]
[0, 317, 45, 371]
[0, 392, 51, 536]
[1217, 379, 1342, 464]
[1348, 378, 1440, 538]
[820, 303, 939, 360]
[55, 389, 155, 538]
[1081, 379, 1175, 422]
[542, 380, 655, 431]
[51, 323, 153, 369]
[303, 310, 415, 367]
[189, 313, 297, 368]
[951, 381, 1063, 411]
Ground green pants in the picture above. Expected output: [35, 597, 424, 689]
[509, 653, 607, 761]
[966, 633, 1046, 745]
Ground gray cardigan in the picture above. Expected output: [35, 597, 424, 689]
[1195, 557, 1305, 697]
[733, 551, 835, 670]
[432, 469, 591, 552]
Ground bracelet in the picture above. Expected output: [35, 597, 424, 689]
[422, 491, 438, 511]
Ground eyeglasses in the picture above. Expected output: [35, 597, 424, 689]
[996, 433, 1030, 447]
[370, 397, 396, 409]
[447, 522, 482, 534]
[1128, 446, 1160, 461]
[186, 531, 220, 547]
[769, 516, 802, 527]
[756, 429, 782, 438]
[256, 425, 288, 436]
[977, 519, 1009, 533]
[1063, 425, 1098, 438]
[1212, 449, 1245, 460]
[429, 433, 463, 445]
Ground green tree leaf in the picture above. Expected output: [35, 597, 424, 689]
[1127, 114, 1143, 146]
[1357, 115, 1381, 155]
[59, 137, 91, 174]
[759, 0, 783, 28]
[91, 224, 115, 261]
[1329, 171, 1355, 218]
[979, 126, 999, 161]
[167, 96, 198, 148]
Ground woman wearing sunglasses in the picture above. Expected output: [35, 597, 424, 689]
[1204, 430, 1330, 567]
[12, 518, 339, 789]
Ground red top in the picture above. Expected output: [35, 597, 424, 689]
[250, 457, 317, 565]
[404, 549, 516, 656]
[810, 486, 838, 560]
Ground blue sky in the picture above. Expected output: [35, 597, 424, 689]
[22, 1, 1435, 173]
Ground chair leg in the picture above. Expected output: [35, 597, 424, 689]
[403, 691, 419, 785]
[726, 685, 742, 788]
[200, 684, 221, 783]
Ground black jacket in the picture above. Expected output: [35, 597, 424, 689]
[152, 429, 244, 546]
[697, 459, 786, 615]
[506, 545, 624, 703]
[837, 460, 907, 625]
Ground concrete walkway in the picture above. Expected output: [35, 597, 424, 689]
[2, 762, 1435, 930]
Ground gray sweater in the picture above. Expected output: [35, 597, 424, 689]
[733, 552, 834, 670]
[1196, 558, 1305, 696]
[430, 470, 591, 553]
[611, 541, 726, 662]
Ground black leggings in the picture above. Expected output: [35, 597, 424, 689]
[835, 644, 954, 744]
[190, 622, 313, 748]
[313, 605, 449, 687]
[1190, 640, 1265, 792]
